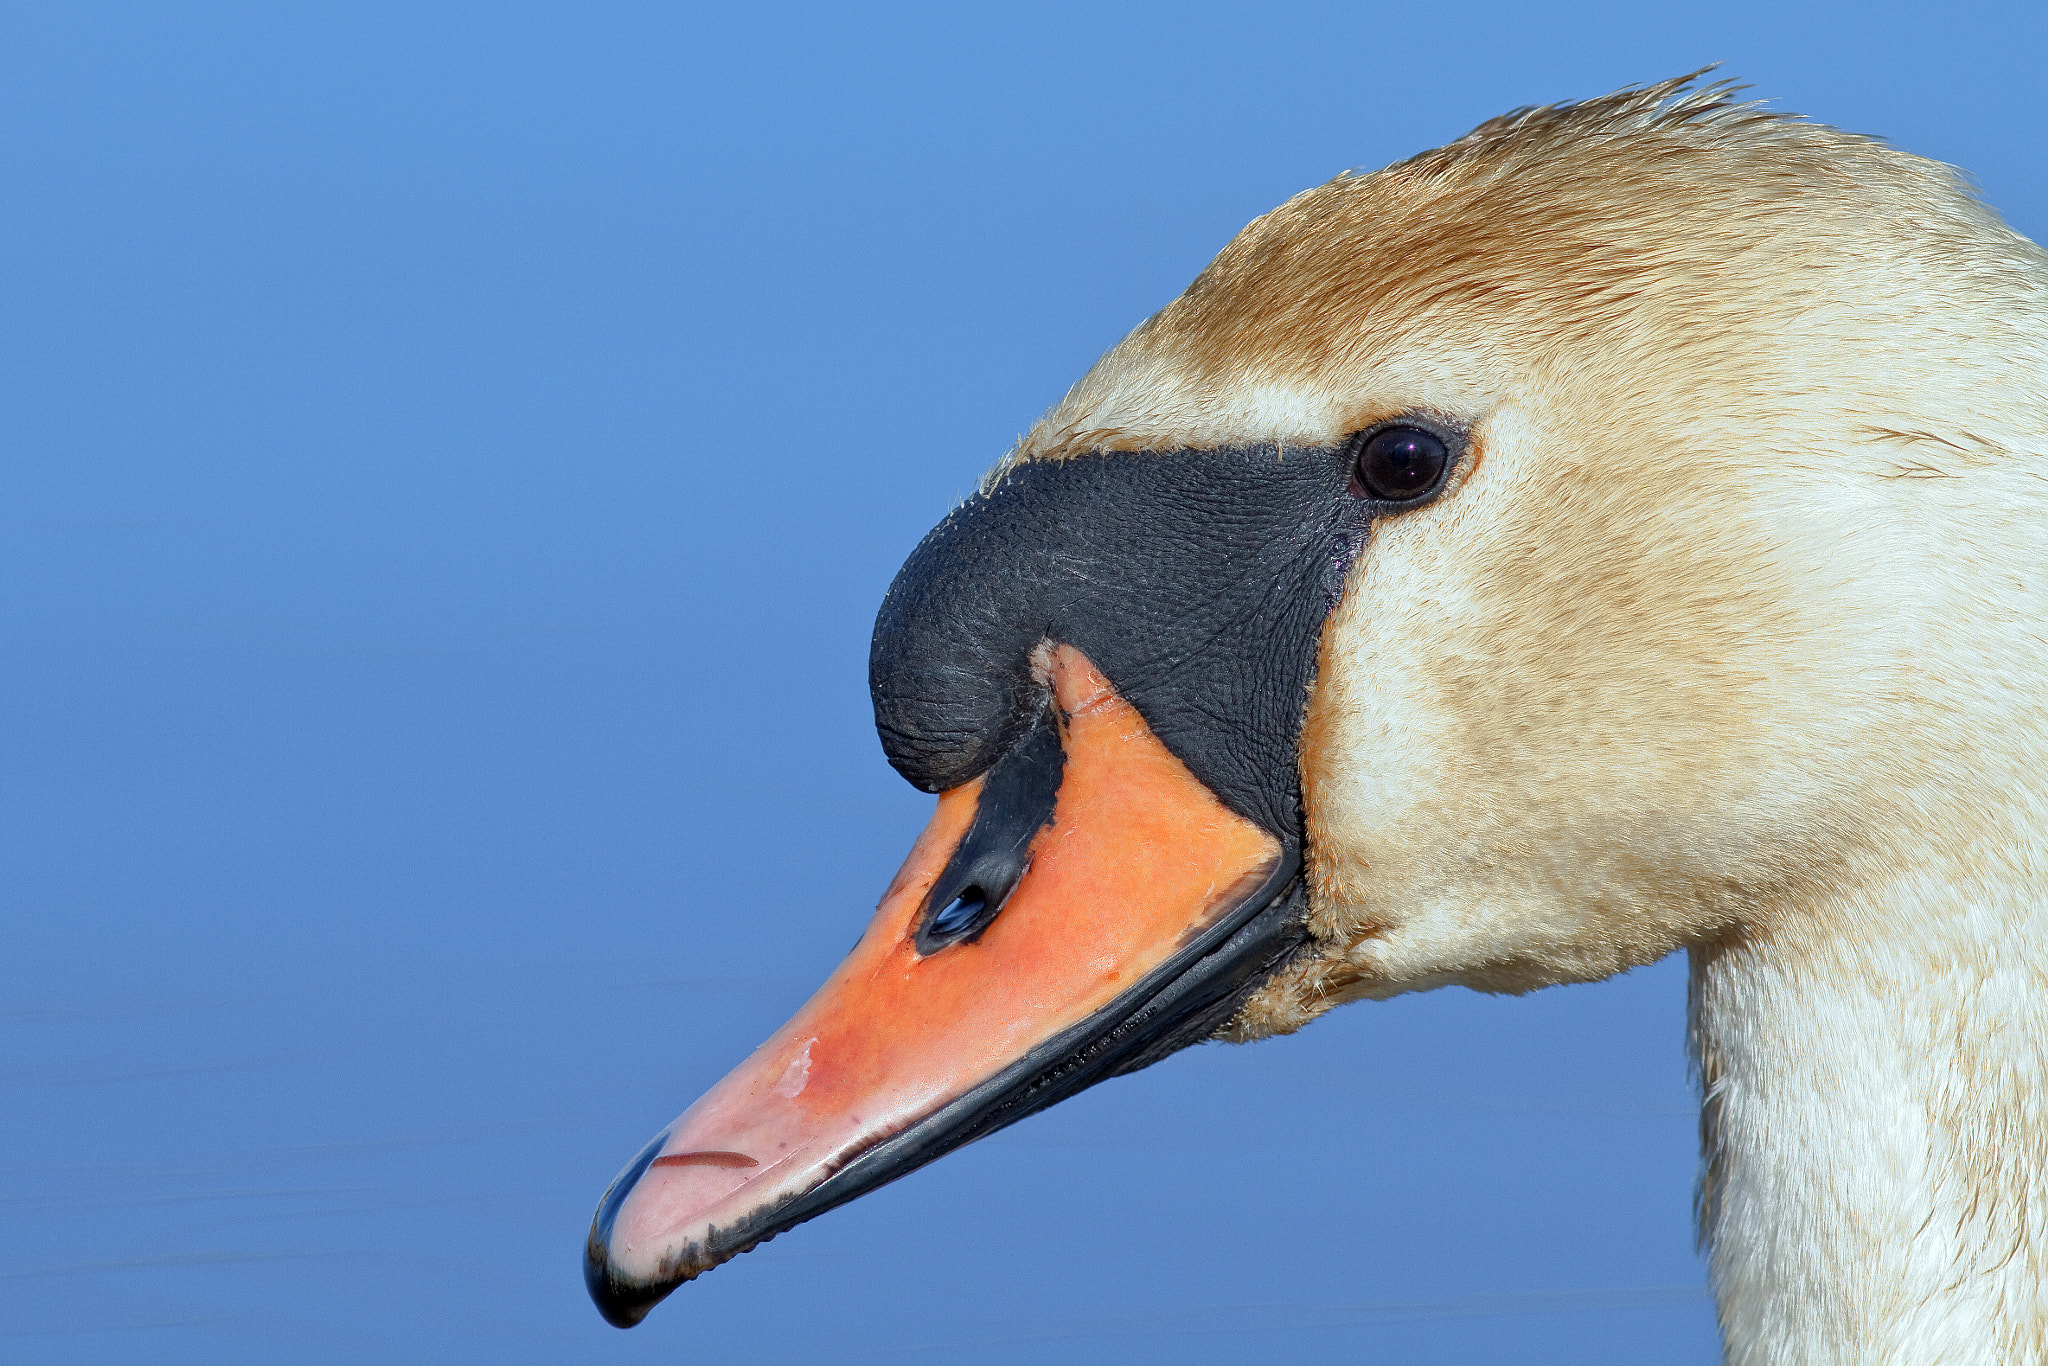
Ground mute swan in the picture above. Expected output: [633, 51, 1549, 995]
[586, 75, 2048, 1363]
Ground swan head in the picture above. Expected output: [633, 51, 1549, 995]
[585, 74, 2048, 1326]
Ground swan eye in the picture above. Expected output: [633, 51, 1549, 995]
[1353, 425, 1450, 501]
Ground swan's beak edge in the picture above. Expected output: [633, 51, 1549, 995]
[582, 647, 1308, 1327]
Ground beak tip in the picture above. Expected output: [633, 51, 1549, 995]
[584, 1243, 673, 1329]
[584, 1127, 684, 1329]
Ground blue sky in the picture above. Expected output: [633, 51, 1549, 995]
[4, 4, 2042, 1362]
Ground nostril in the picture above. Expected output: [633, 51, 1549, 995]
[930, 887, 989, 939]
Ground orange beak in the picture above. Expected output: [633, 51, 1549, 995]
[584, 645, 1303, 1326]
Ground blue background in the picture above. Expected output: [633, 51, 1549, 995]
[5, 4, 2042, 1362]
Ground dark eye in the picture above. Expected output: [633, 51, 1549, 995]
[1353, 425, 1450, 501]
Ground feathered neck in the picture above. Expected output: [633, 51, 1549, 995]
[1691, 812, 2048, 1364]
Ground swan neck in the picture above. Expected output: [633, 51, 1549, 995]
[1688, 861, 2048, 1365]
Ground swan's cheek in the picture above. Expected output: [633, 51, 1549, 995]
[1291, 408, 1803, 992]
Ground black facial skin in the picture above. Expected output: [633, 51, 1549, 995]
[586, 421, 1462, 1328]
[873, 424, 1461, 838]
